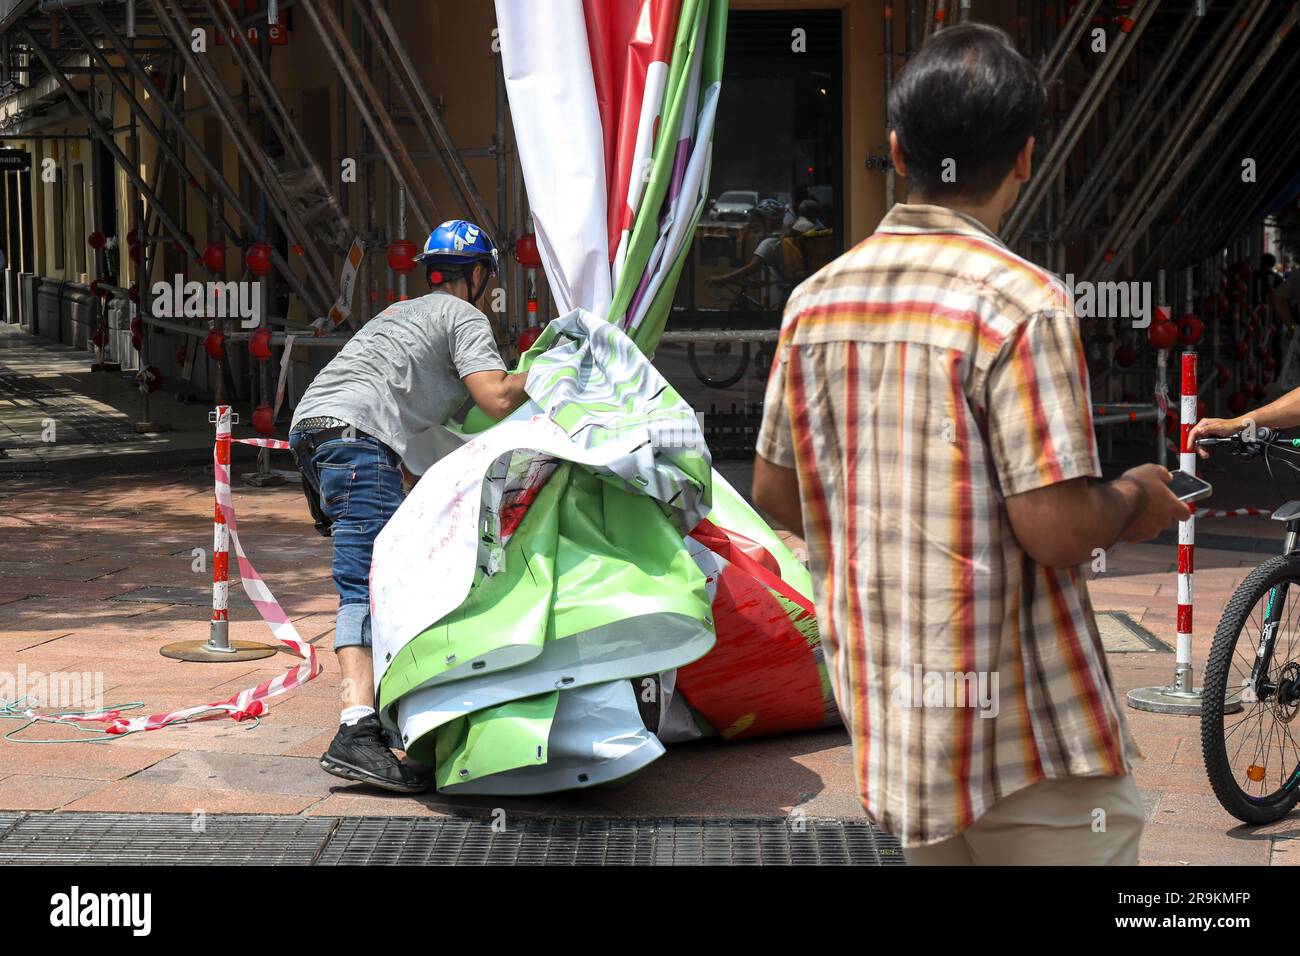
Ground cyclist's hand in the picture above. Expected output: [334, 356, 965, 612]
[1187, 416, 1246, 458]
[705, 274, 725, 286]
[1118, 464, 1192, 542]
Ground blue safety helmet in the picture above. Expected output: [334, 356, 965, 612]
[414, 219, 499, 276]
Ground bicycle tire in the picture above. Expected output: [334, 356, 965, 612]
[687, 341, 750, 389]
[1201, 553, 1300, 824]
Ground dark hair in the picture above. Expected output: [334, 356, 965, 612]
[1261, 253, 1277, 269]
[888, 22, 1044, 202]
[798, 198, 821, 219]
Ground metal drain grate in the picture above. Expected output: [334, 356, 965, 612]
[1096, 610, 1171, 653]
[0, 814, 905, 865]
[315, 817, 905, 866]
[0, 813, 24, 841]
[0, 813, 336, 865]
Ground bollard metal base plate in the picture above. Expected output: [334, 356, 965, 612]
[240, 470, 289, 487]
[1127, 684, 1203, 714]
[160, 639, 278, 662]
[1127, 684, 1244, 716]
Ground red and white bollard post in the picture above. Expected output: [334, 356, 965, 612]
[1129, 351, 1203, 714]
[160, 405, 275, 663]
[210, 404, 233, 650]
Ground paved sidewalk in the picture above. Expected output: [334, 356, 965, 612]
[2, 456, 1295, 863]
[0, 322, 223, 475]
[6, 320, 1300, 863]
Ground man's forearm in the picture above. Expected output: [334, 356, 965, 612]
[752, 455, 804, 537]
[1241, 388, 1300, 430]
[502, 372, 529, 413]
[465, 368, 529, 421]
[714, 258, 760, 284]
[1090, 477, 1146, 552]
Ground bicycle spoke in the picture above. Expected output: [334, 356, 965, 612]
[1231, 600, 1265, 678]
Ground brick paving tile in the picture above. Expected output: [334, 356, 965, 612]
[0, 773, 106, 810]
[1138, 822, 1271, 866]
[0, 741, 174, 780]
[64, 780, 318, 815]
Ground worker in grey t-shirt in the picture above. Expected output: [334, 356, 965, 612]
[288, 219, 528, 793]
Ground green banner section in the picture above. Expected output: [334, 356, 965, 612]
[608, 0, 708, 331]
[379, 462, 568, 710]
[434, 692, 558, 789]
[632, 0, 730, 355]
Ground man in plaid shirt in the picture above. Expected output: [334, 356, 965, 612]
[754, 23, 1188, 864]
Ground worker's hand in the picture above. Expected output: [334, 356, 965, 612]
[1117, 464, 1191, 542]
[1187, 416, 1247, 458]
[400, 463, 420, 491]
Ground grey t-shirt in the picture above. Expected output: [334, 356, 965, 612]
[291, 291, 505, 463]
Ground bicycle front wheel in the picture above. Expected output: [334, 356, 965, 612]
[1202, 554, 1300, 824]
[687, 341, 750, 389]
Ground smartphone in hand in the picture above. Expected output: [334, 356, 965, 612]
[1167, 470, 1212, 503]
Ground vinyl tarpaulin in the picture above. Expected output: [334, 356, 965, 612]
[368, 0, 838, 794]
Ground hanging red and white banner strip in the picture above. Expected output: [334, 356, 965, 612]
[497, 0, 612, 317]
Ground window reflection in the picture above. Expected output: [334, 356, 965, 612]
[660, 9, 844, 458]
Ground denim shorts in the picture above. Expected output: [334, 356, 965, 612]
[289, 428, 405, 650]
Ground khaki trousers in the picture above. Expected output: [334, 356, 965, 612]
[902, 775, 1144, 866]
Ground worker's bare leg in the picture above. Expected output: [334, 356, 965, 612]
[337, 646, 373, 710]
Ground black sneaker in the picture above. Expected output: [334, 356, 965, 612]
[320, 714, 433, 794]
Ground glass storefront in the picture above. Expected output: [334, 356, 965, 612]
[656, 9, 844, 457]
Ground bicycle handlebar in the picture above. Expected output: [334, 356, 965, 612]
[1195, 426, 1289, 461]
[1195, 426, 1277, 447]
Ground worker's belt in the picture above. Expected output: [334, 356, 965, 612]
[291, 418, 382, 455]
[295, 415, 351, 432]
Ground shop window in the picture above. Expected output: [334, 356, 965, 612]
[658, 9, 844, 457]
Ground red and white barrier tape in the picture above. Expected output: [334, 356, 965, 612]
[1192, 506, 1273, 518]
[35, 406, 319, 734]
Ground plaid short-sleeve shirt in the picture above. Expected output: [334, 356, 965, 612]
[758, 204, 1136, 847]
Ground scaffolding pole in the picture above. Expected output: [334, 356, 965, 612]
[1097, 2, 1298, 278]
[82, 3, 326, 315]
[1136, 57, 1300, 276]
[355, 0, 499, 239]
[199, 0, 353, 253]
[1004, 0, 1161, 246]
[297, 0, 439, 237]
[1085, 0, 1274, 277]
[144, 0, 340, 304]
[20, 27, 199, 279]
[1039, 0, 1102, 93]
[1058, 5, 1207, 241]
